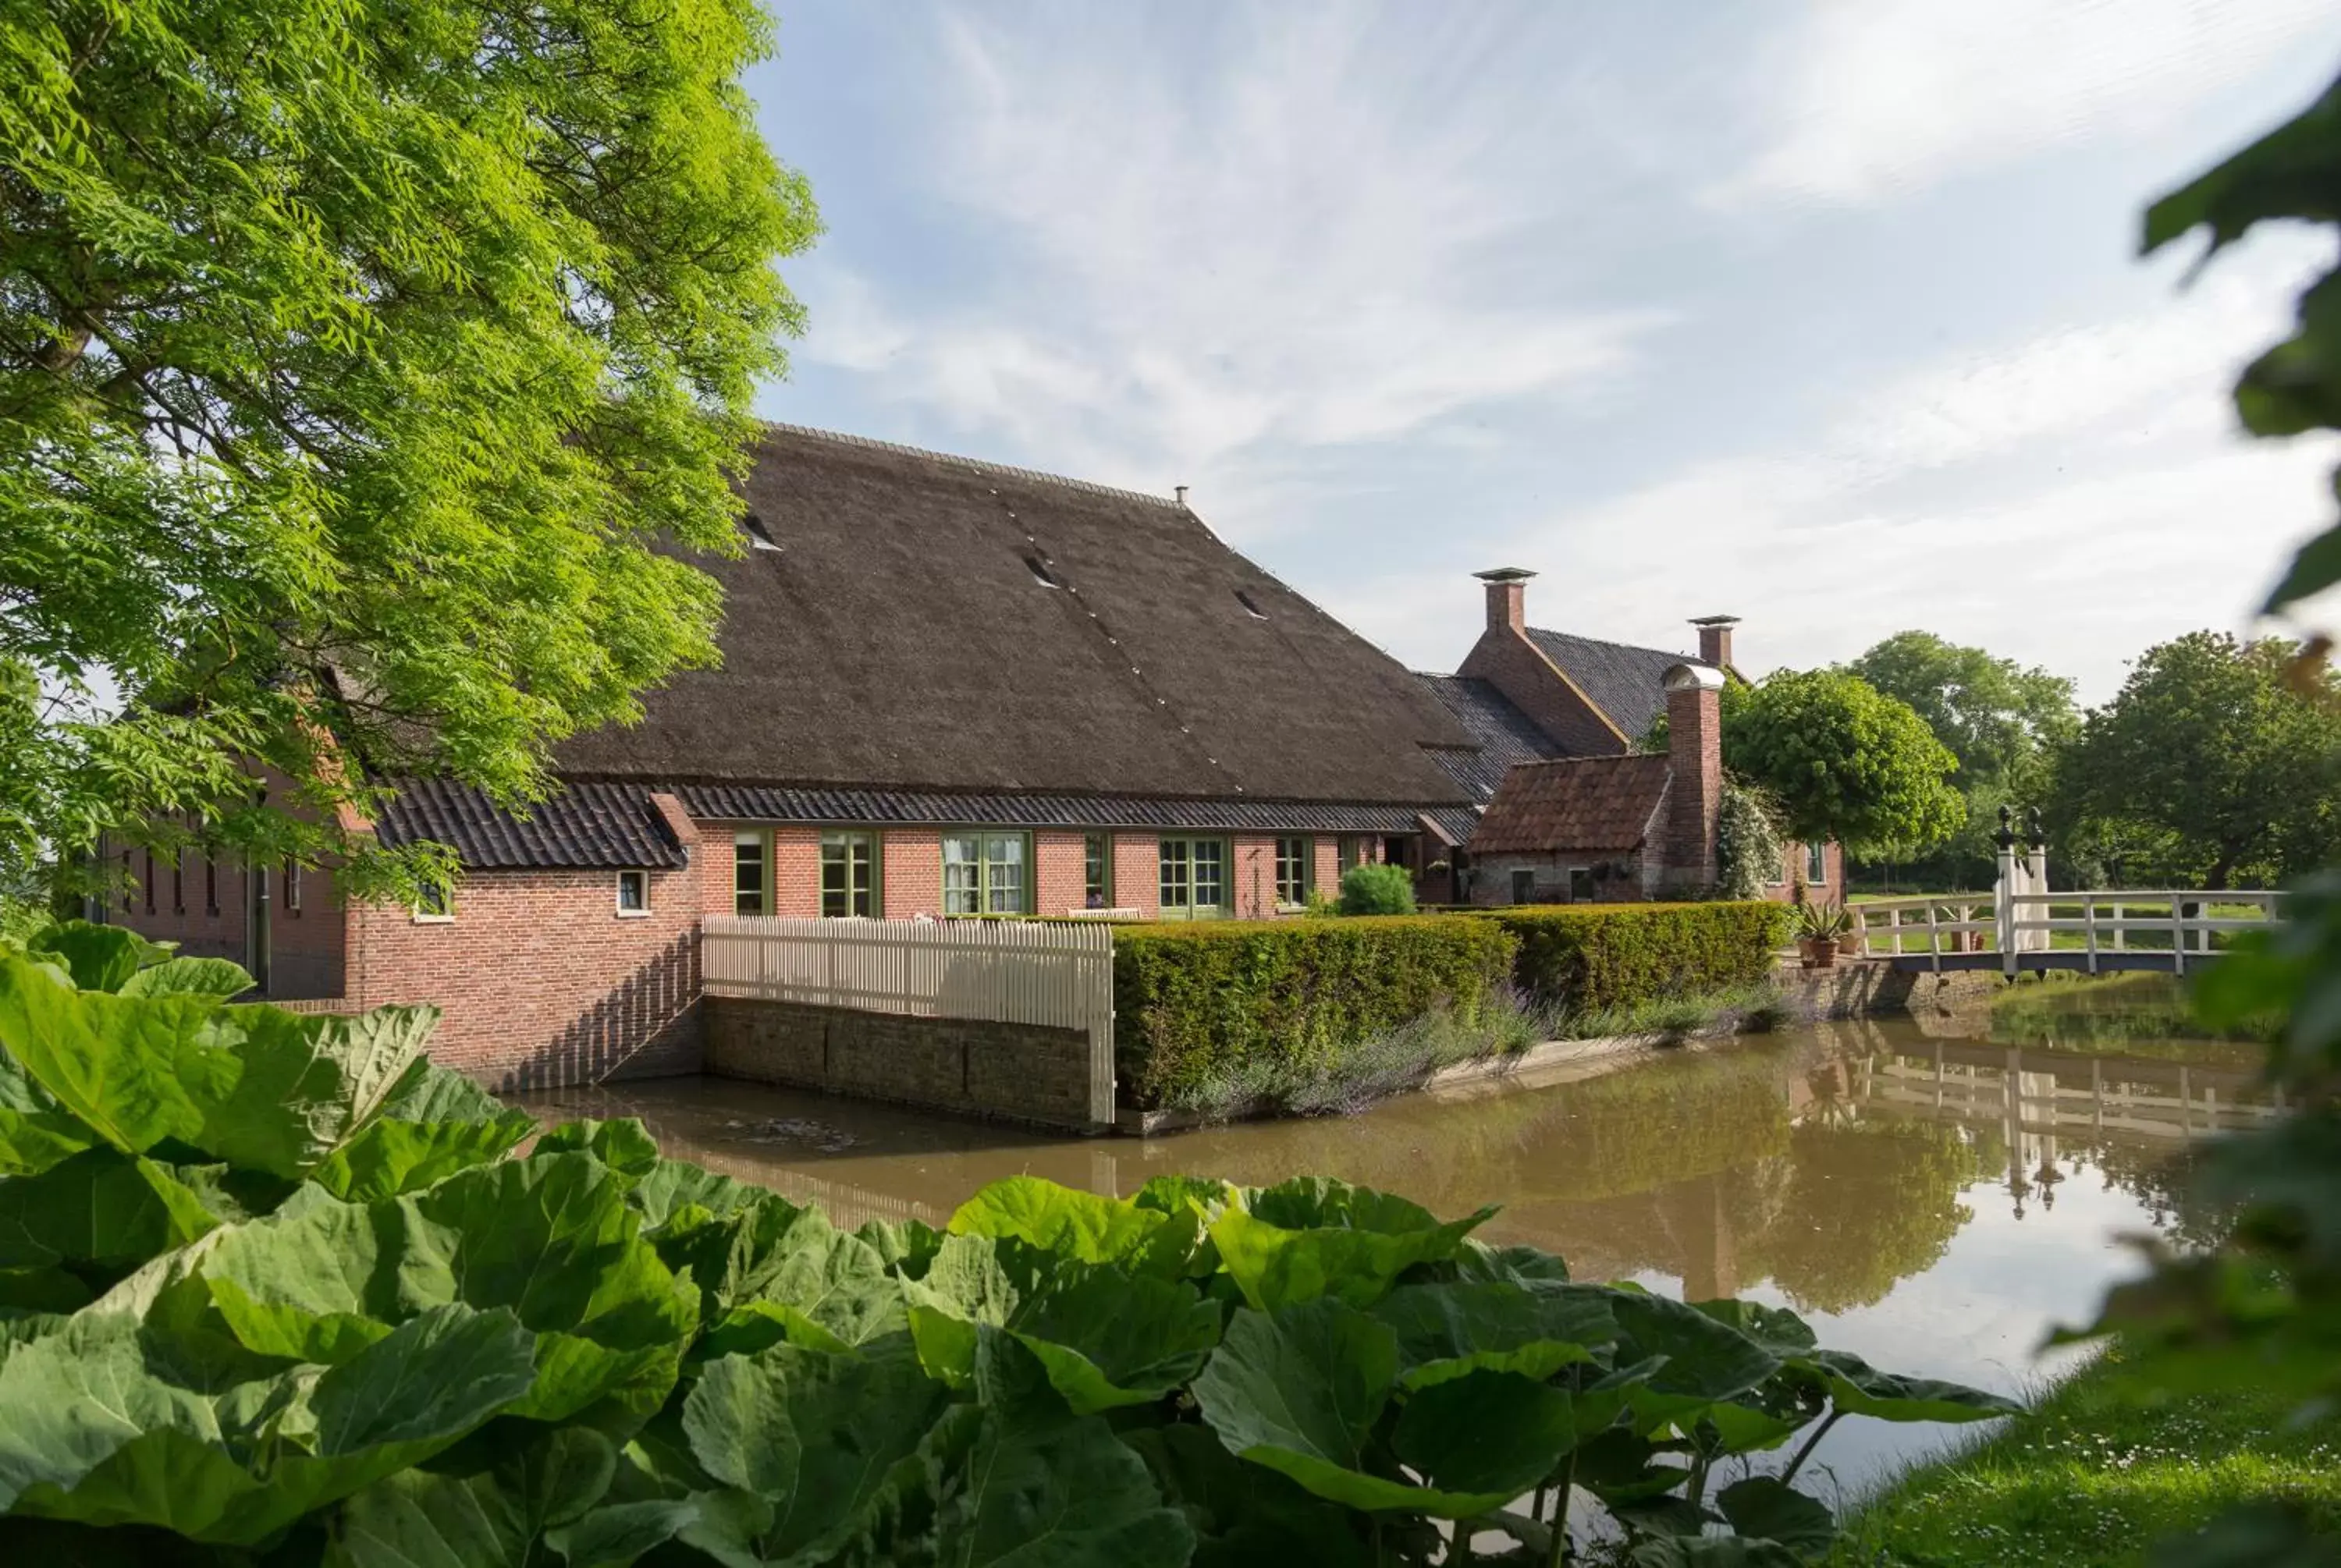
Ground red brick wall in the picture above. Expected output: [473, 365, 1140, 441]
[1768, 841, 1845, 905]
[1661, 679, 1721, 891]
[346, 864, 700, 1091]
[1112, 834, 1160, 918]
[774, 826, 822, 918]
[1036, 832, 1088, 916]
[881, 828, 942, 917]
[1231, 835, 1277, 919]
[1312, 839, 1341, 904]
[1457, 626, 1630, 757]
[111, 844, 346, 1000]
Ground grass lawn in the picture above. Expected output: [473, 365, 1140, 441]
[1831, 1345, 2341, 1566]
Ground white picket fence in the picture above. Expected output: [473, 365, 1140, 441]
[700, 916, 1117, 1123]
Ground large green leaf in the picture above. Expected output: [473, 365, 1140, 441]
[0, 956, 231, 1153]
[537, 1118, 662, 1177]
[1192, 1297, 1512, 1517]
[1628, 1538, 1806, 1567]
[328, 1428, 617, 1568]
[186, 1004, 442, 1181]
[1372, 1280, 1613, 1389]
[681, 1343, 947, 1560]
[628, 1157, 762, 1232]
[27, 923, 169, 994]
[201, 1151, 698, 1419]
[948, 1174, 1170, 1268]
[1608, 1290, 1782, 1433]
[0, 1148, 223, 1286]
[1010, 1267, 1224, 1414]
[1714, 1475, 1835, 1556]
[924, 1332, 1195, 1567]
[1388, 1368, 1579, 1503]
[1123, 1422, 1376, 1568]
[1787, 1350, 2019, 1424]
[309, 1059, 535, 1203]
[1211, 1205, 1492, 1313]
[0, 1050, 93, 1176]
[118, 960, 254, 1000]
[0, 1302, 535, 1544]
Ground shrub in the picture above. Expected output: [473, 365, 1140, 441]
[1113, 916, 1515, 1109]
[0, 931, 2017, 1564]
[1336, 860, 1416, 914]
[1476, 899, 1792, 1010]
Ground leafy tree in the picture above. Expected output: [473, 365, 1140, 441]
[1714, 778, 1785, 900]
[2045, 632, 2341, 889]
[1844, 632, 2077, 886]
[1337, 862, 1416, 916]
[0, 0, 821, 899]
[1723, 669, 1964, 860]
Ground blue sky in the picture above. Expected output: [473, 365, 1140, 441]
[741, 2, 2341, 701]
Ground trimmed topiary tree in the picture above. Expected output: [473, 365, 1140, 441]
[1337, 862, 1417, 915]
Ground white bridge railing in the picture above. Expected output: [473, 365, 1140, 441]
[1848, 889, 2287, 974]
[701, 916, 1117, 1124]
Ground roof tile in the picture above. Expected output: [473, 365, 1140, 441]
[1468, 754, 1671, 854]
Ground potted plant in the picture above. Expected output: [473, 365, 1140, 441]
[1794, 900, 1852, 968]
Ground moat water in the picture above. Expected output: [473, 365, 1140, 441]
[519, 1002, 2269, 1499]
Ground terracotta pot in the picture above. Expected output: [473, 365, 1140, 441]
[1835, 934, 1865, 959]
[1798, 936, 1839, 969]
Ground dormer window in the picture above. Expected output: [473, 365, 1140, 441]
[1235, 589, 1267, 619]
[1025, 555, 1061, 588]
[743, 513, 780, 552]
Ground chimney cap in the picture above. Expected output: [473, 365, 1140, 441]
[1663, 662, 1726, 692]
[1473, 566, 1538, 583]
[1688, 614, 1740, 627]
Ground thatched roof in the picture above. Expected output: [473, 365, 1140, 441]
[1469, 754, 1671, 854]
[557, 426, 1471, 811]
[1416, 674, 1571, 800]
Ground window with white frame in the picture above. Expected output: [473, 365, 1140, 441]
[943, 831, 1026, 915]
[1806, 840, 1828, 885]
[616, 869, 649, 915]
[414, 882, 453, 922]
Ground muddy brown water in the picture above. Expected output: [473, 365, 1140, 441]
[517, 1012, 2269, 1499]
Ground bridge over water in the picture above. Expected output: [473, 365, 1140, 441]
[1848, 887, 2287, 977]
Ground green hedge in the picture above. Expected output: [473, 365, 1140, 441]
[1472, 901, 1792, 1010]
[1113, 916, 1518, 1110]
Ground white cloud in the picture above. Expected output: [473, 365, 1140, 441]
[797, 6, 1669, 476]
[1723, 0, 2339, 208]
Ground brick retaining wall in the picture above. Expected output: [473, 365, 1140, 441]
[704, 995, 1099, 1131]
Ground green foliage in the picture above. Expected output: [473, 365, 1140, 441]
[0, 970, 2016, 1565]
[1111, 917, 1517, 1111]
[0, 0, 821, 903]
[2045, 632, 2341, 889]
[1726, 669, 1963, 858]
[1479, 901, 1793, 1013]
[1842, 631, 2078, 885]
[1337, 862, 1418, 916]
[1717, 779, 1788, 901]
[1791, 902, 1851, 942]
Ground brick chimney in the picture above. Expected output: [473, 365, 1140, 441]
[1475, 567, 1536, 633]
[1662, 662, 1723, 889]
[1690, 614, 1739, 671]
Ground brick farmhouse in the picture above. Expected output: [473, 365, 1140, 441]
[105, 426, 1822, 1088]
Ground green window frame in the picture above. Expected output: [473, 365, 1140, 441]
[943, 831, 1029, 916]
[1083, 833, 1113, 909]
[1273, 835, 1311, 907]
[1159, 837, 1228, 919]
[734, 831, 768, 916]
[821, 831, 879, 918]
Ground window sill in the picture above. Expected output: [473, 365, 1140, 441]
[615, 909, 652, 920]
[412, 913, 454, 925]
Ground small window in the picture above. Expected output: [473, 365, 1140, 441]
[943, 831, 1025, 915]
[1568, 867, 1597, 902]
[172, 853, 184, 916]
[1025, 555, 1060, 588]
[616, 869, 649, 915]
[1235, 589, 1268, 619]
[283, 860, 300, 917]
[1510, 868, 1536, 906]
[144, 850, 155, 915]
[414, 882, 453, 923]
[734, 832, 767, 916]
[1083, 834, 1113, 909]
[822, 831, 880, 918]
[1274, 836, 1311, 907]
[1806, 841, 1828, 885]
[743, 512, 780, 552]
[205, 855, 218, 916]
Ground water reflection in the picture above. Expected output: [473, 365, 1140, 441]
[519, 1014, 2268, 1493]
